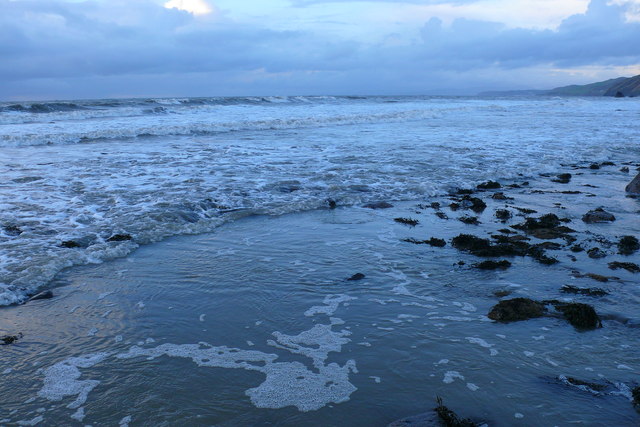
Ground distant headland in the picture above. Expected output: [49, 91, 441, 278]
[480, 74, 640, 97]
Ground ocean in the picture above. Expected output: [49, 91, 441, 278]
[0, 95, 639, 425]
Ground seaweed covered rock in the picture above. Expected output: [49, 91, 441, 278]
[434, 397, 478, 427]
[495, 209, 512, 220]
[552, 173, 572, 184]
[1, 333, 23, 345]
[459, 195, 486, 213]
[107, 233, 132, 242]
[618, 236, 640, 255]
[582, 208, 615, 223]
[477, 181, 501, 190]
[587, 248, 606, 259]
[608, 261, 640, 273]
[488, 298, 545, 322]
[364, 201, 394, 209]
[560, 285, 608, 297]
[394, 217, 419, 226]
[403, 237, 446, 247]
[512, 214, 574, 240]
[553, 302, 602, 330]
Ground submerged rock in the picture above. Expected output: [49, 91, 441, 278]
[435, 212, 449, 220]
[582, 208, 615, 223]
[512, 214, 574, 240]
[1, 333, 23, 345]
[394, 217, 419, 226]
[491, 192, 512, 200]
[560, 285, 608, 297]
[403, 237, 446, 247]
[618, 236, 640, 255]
[459, 216, 480, 225]
[553, 302, 602, 330]
[488, 298, 545, 322]
[608, 261, 640, 273]
[495, 209, 512, 220]
[633, 386, 640, 407]
[347, 273, 365, 281]
[387, 411, 440, 427]
[3, 225, 22, 236]
[107, 233, 132, 242]
[587, 248, 606, 259]
[475, 260, 511, 270]
[552, 173, 572, 184]
[363, 201, 394, 209]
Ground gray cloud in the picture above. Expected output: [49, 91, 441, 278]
[0, 0, 638, 99]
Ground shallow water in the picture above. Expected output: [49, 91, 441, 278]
[1, 96, 639, 304]
[1, 189, 639, 425]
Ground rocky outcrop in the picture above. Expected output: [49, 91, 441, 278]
[626, 172, 640, 194]
[604, 74, 640, 97]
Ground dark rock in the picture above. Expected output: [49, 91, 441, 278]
[461, 196, 486, 213]
[552, 173, 572, 184]
[61, 240, 81, 248]
[435, 212, 449, 220]
[434, 397, 478, 427]
[608, 261, 640, 273]
[589, 163, 601, 170]
[495, 209, 512, 220]
[1, 333, 23, 345]
[347, 273, 365, 281]
[632, 386, 640, 407]
[459, 216, 480, 225]
[493, 289, 512, 298]
[28, 290, 53, 301]
[452, 234, 525, 257]
[497, 228, 515, 234]
[394, 217, 419, 226]
[582, 208, 615, 223]
[587, 248, 606, 259]
[528, 246, 559, 265]
[557, 375, 609, 394]
[456, 188, 474, 195]
[430, 202, 441, 209]
[618, 236, 639, 255]
[570, 245, 584, 253]
[560, 285, 608, 297]
[553, 302, 602, 329]
[491, 192, 511, 200]
[475, 260, 511, 270]
[513, 207, 537, 214]
[449, 202, 460, 211]
[327, 199, 337, 209]
[477, 181, 501, 190]
[488, 298, 545, 322]
[601, 161, 615, 166]
[614, 91, 624, 98]
[363, 201, 394, 209]
[107, 233, 132, 242]
[621, 166, 630, 173]
[403, 237, 446, 247]
[3, 225, 22, 236]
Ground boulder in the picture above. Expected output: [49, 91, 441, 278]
[618, 236, 639, 255]
[363, 201, 393, 209]
[625, 172, 640, 194]
[553, 302, 602, 329]
[347, 273, 365, 281]
[582, 208, 615, 223]
[488, 298, 545, 322]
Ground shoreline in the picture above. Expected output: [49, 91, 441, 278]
[1, 159, 639, 425]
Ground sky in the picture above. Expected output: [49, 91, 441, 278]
[1, 0, 640, 100]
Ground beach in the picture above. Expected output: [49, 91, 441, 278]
[1, 96, 639, 425]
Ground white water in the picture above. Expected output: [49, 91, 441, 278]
[1, 96, 638, 305]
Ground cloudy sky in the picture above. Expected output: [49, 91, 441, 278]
[1, 0, 640, 100]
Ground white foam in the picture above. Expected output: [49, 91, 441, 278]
[71, 407, 85, 422]
[16, 416, 44, 426]
[119, 415, 132, 427]
[304, 294, 356, 317]
[38, 352, 111, 409]
[443, 371, 465, 384]
[467, 383, 479, 391]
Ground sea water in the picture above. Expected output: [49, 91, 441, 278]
[0, 96, 639, 425]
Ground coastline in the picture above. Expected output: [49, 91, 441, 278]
[1, 160, 639, 425]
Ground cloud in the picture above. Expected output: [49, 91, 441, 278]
[0, 0, 638, 99]
[164, 0, 215, 16]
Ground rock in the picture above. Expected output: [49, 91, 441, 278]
[434, 397, 478, 427]
[582, 208, 615, 223]
[455, 188, 474, 195]
[363, 201, 394, 209]
[618, 236, 639, 255]
[560, 285, 608, 297]
[477, 180, 501, 190]
[347, 273, 365, 281]
[553, 302, 602, 329]
[394, 217, 419, 226]
[3, 225, 22, 236]
[608, 261, 640, 273]
[1, 333, 23, 345]
[475, 260, 511, 270]
[586, 273, 610, 282]
[491, 192, 511, 200]
[570, 245, 584, 252]
[632, 386, 640, 407]
[557, 375, 609, 394]
[587, 247, 606, 259]
[459, 216, 480, 225]
[28, 290, 53, 301]
[107, 233, 132, 242]
[614, 90, 625, 98]
[488, 298, 546, 322]
[327, 199, 337, 209]
[552, 173, 572, 184]
[621, 166, 630, 173]
[435, 212, 449, 220]
[589, 163, 601, 170]
[495, 209, 512, 220]
[402, 237, 445, 247]
[461, 196, 486, 213]
[61, 240, 81, 248]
